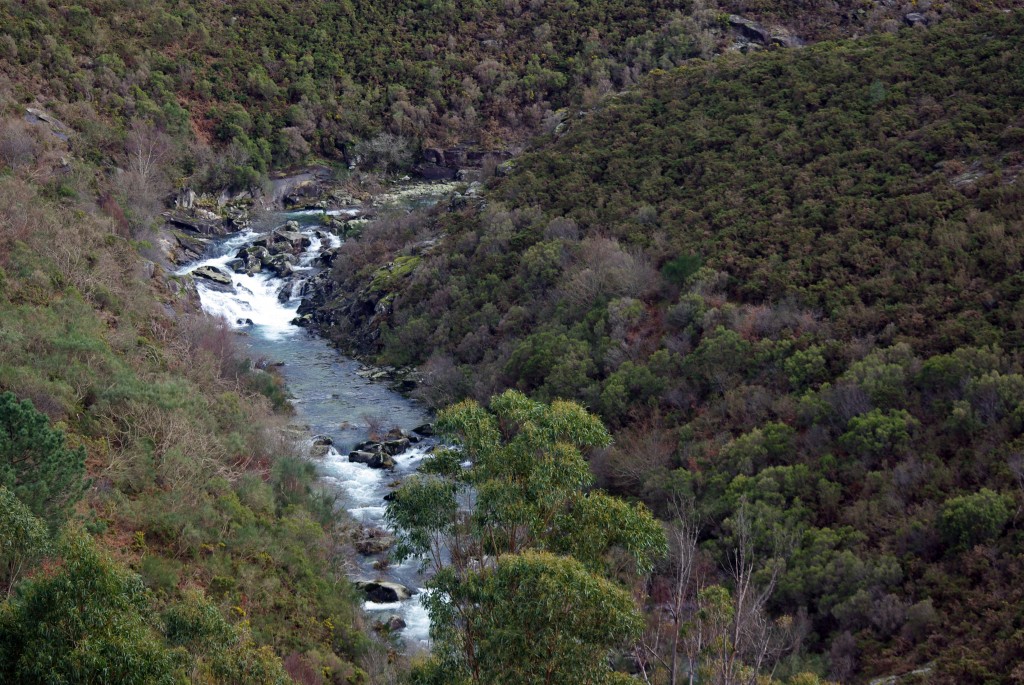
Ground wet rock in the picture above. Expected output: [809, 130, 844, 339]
[383, 438, 410, 455]
[348, 450, 394, 469]
[355, 580, 415, 603]
[412, 423, 435, 437]
[354, 527, 397, 555]
[236, 318, 254, 326]
[312, 435, 334, 446]
[192, 265, 233, 286]
[310, 444, 331, 458]
[226, 258, 246, 273]
[171, 232, 210, 264]
[374, 615, 407, 632]
[349, 450, 377, 465]
[273, 228, 312, 249]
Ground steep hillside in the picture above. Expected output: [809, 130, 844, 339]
[306, 11, 1024, 681]
[0, 0, 995, 186]
[0, 138, 371, 682]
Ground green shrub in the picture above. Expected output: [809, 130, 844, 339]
[938, 489, 1013, 552]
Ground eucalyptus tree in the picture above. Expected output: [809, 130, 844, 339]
[387, 390, 666, 685]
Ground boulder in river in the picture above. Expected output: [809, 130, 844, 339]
[312, 435, 333, 446]
[374, 615, 407, 632]
[349, 450, 377, 465]
[383, 438, 410, 455]
[226, 258, 246, 273]
[192, 265, 233, 287]
[412, 423, 435, 437]
[355, 580, 415, 603]
[353, 527, 397, 555]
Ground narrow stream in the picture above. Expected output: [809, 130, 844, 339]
[175, 188, 448, 650]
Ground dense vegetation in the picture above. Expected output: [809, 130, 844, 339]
[1, 0, 994, 189]
[0, 142, 370, 680]
[389, 391, 666, 685]
[318, 11, 1024, 682]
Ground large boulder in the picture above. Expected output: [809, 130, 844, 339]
[383, 438, 410, 456]
[353, 527, 397, 555]
[165, 211, 226, 236]
[415, 162, 458, 181]
[412, 423, 435, 437]
[355, 580, 414, 603]
[349, 450, 377, 465]
[728, 15, 770, 44]
[192, 265, 233, 287]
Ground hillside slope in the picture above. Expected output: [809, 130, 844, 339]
[307, 11, 1024, 681]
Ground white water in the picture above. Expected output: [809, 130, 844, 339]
[174, 199, 448, 651]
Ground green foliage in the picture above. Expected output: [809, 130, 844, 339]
[0, 392, 86, 529]
[0, 530, 182, 685]
[389, 392, 664, 684]
[0, 486, 48, 595]
[426, 550, 643, 685]
[938, 488, 1013, 552]
[838, 409, 918, 466]
[326, 13, 1024, 677]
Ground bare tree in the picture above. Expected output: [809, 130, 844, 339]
[122, 119, 172, 218]
[634, 496, 702, 685]
[725, 504, 794, 685]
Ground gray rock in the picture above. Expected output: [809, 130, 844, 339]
[354, 528, 397, 555]
[192, 265, 233, 286]
[904, 12, 927, 26]
[412, 423, 435, 437]
[349, 450, 377, 464]
[310, 444, 331, 458]
[728, 14, 770, 44]
[383, 438, 410, 455]
[312, 435, 333, 446]
[226, 258, 246, 273]
[355, 580, 414, 603]
[176, 189, 198, 210]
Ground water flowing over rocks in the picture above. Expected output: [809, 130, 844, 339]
[172, 182, 457, 650]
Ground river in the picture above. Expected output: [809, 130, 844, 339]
[174, 188, 449, 650]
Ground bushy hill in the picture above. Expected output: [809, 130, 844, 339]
[0, 0, 996, 188]
[311, 11, 1024, 681]
[0, 166, 371, 680]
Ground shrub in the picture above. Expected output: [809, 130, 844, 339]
[938, 489, 1013, 552]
